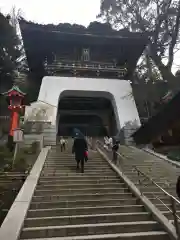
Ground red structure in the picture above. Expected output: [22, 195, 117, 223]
[1, 85, 26, 148]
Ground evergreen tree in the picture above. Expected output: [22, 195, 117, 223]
[0, 12, 21, 91]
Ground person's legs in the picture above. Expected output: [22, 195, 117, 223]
[80, 158, 84, 173]
[63, 143, 66, 151]
[76, 159, 80, 169]
[112, 151, 117, 163]
[114, 152, 117, 164]
[61, 144, 63, 152]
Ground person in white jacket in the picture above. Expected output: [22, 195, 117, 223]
[60, 136, 66, 152]
[104, 136, 112, 150]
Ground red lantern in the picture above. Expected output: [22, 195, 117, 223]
[1, 85, 26, 138]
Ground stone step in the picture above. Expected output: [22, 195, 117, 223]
[46, 158, 103, 161]
[163, 210, 180, 219]
[126, 176, 177, 182]
[24, 212, 152, 228]
[45, 158, 105, 161]
[27, 205, 145, 218]
[139, 187, 172, 193]
[30, 197, 172, 210]
[42, 166, 110, 171]
[36, 182, 126, 190]
[125, 168, 175, 173]
[18, 148, 175, 240]
[38, 178, 122, 185]
[149, 197, 171, 205]
[39, 176, 120, 181]
[155, 203, 179, 211]
[21, 221, 161, 239]
[30, 198, 139, 209]
[45, 160, 106, 163]
[47, 156, 103, 158]
[122, 165, 166, 169]
[46, 163, 105, 166]
[41, 169, 114, 174]
[32, 192, 134, 202]
[34, 187, 129, 196]
[141, 191, 172, 197]
[44, 159, 108, 167]
[40, 174, 118, 178]
[126, 175, 178, 181]
[40, 173, 116, 177]
[132, 183, 174, 189]
[142, 188, 176, 196]
[43, 165, 110, 170]
[19, 231, 170, 240]
[46, 157, 106, 160]
[124, 172, 176, 178]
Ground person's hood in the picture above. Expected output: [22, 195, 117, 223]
[73, 128, 84, 139]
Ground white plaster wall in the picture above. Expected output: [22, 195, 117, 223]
[24, 101, 56, 123]
[35, 76, 141, 131]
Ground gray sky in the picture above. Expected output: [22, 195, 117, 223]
[0, 0, 100, 26]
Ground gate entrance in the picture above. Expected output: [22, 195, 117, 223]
[58, 96, 117, 137]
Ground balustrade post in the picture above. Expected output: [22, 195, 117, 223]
[137, 171, 142, 195]
[40, 135, 44, 150]
[171, 197, 180, 238]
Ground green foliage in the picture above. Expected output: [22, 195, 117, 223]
[0, 12, 21, 89]
[167, 149, 180, 161]
[13, 153, 26, 172]
[0, 142, 39, 173]
[0, 145, 13, 158]
[99, 0, 180, 89]
[0, 146, 13, 171]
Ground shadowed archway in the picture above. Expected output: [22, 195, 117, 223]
[57, 94, 117, 137]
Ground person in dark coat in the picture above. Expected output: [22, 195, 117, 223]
[112, 137, 120, 164]
[176, 176, 180, 199]
[72, 129, 88, 173]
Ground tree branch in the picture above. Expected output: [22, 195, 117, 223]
[152, 0, 172, 45]
[167, 0, 180, 69]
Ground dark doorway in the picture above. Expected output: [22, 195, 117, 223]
[58, 96, 117, 137]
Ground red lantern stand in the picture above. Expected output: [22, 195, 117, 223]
[1, 86, 26, 151]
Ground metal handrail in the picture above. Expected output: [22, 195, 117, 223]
[133, 166, 180, 205]
[96, 139, 180, 236]
[132, 166, 180, 236]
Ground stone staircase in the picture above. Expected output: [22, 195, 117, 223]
[119, 145, 180, 190]
[118, 145, 180, 216]
[18, 146, 172, 240]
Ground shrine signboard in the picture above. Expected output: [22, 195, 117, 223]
[13, 128, 24, 142]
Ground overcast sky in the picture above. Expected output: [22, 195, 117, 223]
[0, 0, 100, 26]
